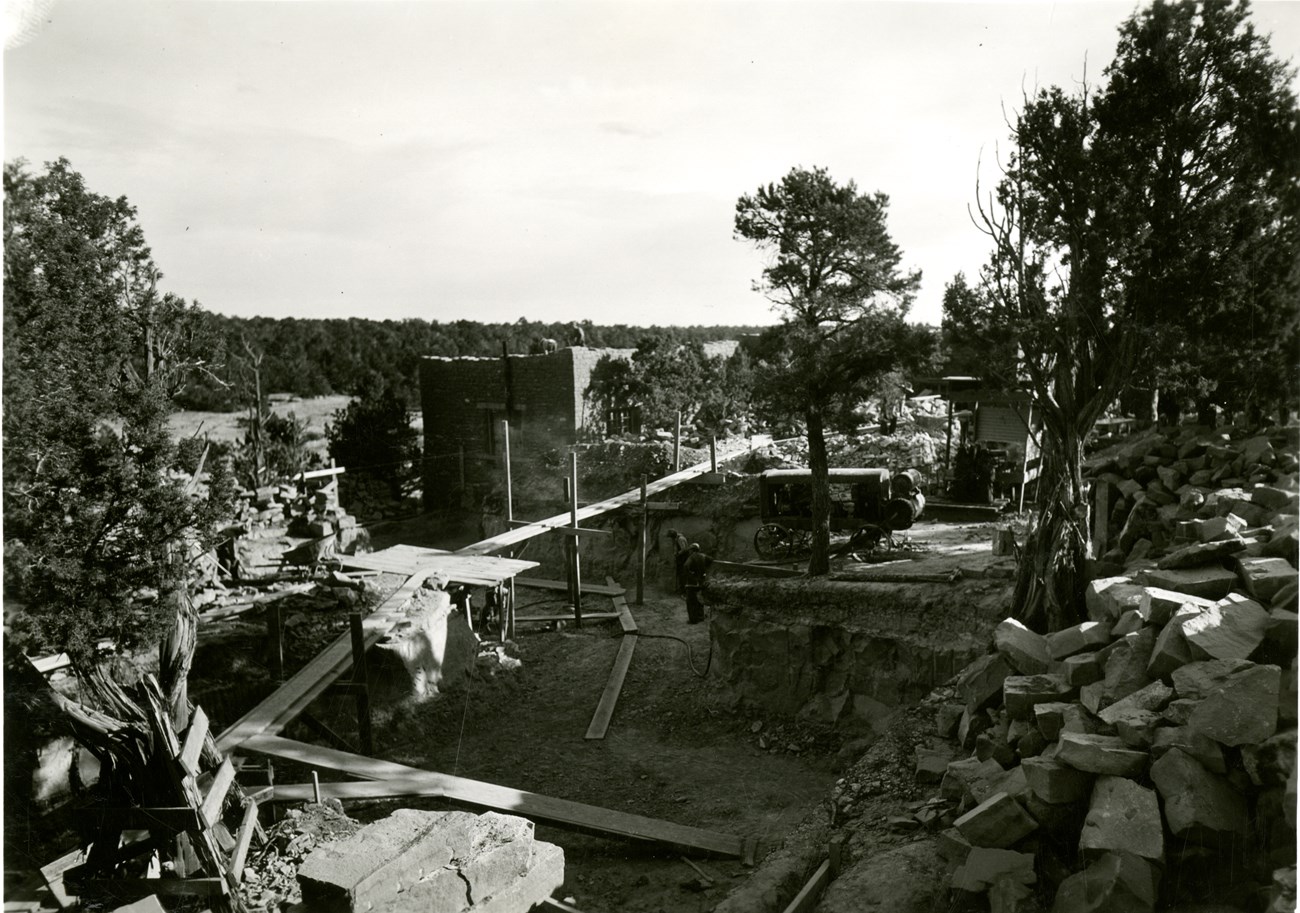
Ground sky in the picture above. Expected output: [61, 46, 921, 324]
[5, 1, 1300, 329]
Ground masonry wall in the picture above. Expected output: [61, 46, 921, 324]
[708, 577, 1008, 729]
[419, 347, 633, 510]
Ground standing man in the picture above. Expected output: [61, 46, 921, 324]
[666, 528, 690, 594]
[682, 543, 713, 624]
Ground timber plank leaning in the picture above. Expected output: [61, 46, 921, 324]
[584, 634, 637, 740]
[244, 736, 750, 859]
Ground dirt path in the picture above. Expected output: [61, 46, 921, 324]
[324, 588, 840, 912]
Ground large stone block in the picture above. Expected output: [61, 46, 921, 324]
[1151, 725, 1226, 773]
[1048, 621, 1113, 660]
[1181, 594, 1271, 661]
[1187, 662, 1282, 746]
[1150, 748, 1248, 843]
[1079, 776, 1163, 863]
[953, 792, 1038, 849]
[1097, 681, 1172, 727]
[994, 618, 1052, 674]
[1237, 557, 1299, 603]
[1101, 628, 1157, 704]
[1063, 652, 1103, 687]
[1034, 702, 1073, 741]
[1157, 536, 1247, 569]
[1086, 578, 1146, 623]
[958, 653, 1015, 715]
[941, 757, 1004, 803]
[1138, 588, 1215, 628]
[1049, 852, 1159, 913]
[1253, 485, 1299, 512]
[1022, 755, 1094, 805]
[1137, 565, 1238, 600]
[950, 847, 1037, 893]
[1057, 732, 1148, 777]
[298, 809, 478, 911]
[1147, 604, 1205, 680]
[1004, 673, 1075, 721]
[1172, 658, 1257, 699]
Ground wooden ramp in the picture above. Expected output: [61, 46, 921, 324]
[243, 735, 753, 860]
[458, 457, 734, 557]
[340, 546, 537, 585]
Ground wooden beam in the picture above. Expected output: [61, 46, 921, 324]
[227, 800, 259, 882]
[643, 502, 682, 512]
[710, 560, 803, 579]
[456, 451, 756, 557]
[514, 612, 621, 624]
[178, 706, 208, 778]
[584, 634, 637, 740]
[781, 858, 832, 913]
[245, 736, 751, 858]
[200, 758, 236, 828]
[688, 472, 727, 486]
[554, 526, 612, 538]
[609, 578, 638, 635]
[515, 578, 624, 597]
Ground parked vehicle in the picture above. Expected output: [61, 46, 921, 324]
[754, 467, 925, 559]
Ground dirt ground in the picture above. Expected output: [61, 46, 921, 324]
[285, 584, 843, 913]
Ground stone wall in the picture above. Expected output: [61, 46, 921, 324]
[708, 577, 1010, 728]
[419, 347, 634, 509]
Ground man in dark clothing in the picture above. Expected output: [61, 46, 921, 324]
[666, 528, 690, 594]
[682, 543, 713, 624]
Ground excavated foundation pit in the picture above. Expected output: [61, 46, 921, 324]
[238, 516, 1012, 912]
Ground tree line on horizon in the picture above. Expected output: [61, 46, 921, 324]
[174, 313, 772, 410]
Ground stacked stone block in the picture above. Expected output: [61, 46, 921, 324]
[919, 453, 1298, 912]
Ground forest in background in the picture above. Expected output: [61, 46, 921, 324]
[178, 314, 769, 410]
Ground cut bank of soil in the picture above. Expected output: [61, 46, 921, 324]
[293, 587, 842, 913]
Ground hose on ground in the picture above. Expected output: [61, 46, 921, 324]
[638, 632, 713, 679]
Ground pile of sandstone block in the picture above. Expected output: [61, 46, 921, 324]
[294, 808, 563, 913]
[225, 476, 366, 579]
[914, 423, 1298, 913]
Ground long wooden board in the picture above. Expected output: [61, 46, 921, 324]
[515, 577, 625, 597]
[584, 634, 637, 740]
[243, 736, 750, 859]
[608, 578, 638, 635]
[514, 612, 621, 624]
[458, 454, 755, 557]
[340, 546, 537, 584]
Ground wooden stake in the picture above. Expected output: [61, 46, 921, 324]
[674, 411, 681, 472]
[349, 612, 372, 756]
[569, 451, 582, 627]
[266, 602, 284, 683]
[637, 475, 647, 606]
[501, 419, 513, 523]
[710, 436, 717, 472]
[311, 770, 321, 804]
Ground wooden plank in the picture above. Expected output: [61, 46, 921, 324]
[178, 706, 208, 777]
[516, 578, 625, 597]
[608, 578, 638, 634]
[781, 858, 832, 913]
[227, 800, 259, 882]
[584, 635, 637, 740]
[65, 875, 227, 900]
[711, 560, 803, 579]
[514, 612, 621, 624]
[688, 472, 727, 486]
[40, 847, 87, 909]
[643, 502, 682, 512]
[458, 453, 758, 557]
[246, 737, 749, 858]
[200, 758, 236, 827]
[554, 527, 612, 538]
[297, 466, 346, 481]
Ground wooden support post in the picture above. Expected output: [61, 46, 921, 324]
[266, 601, 285, 682]
[349, 612, 372, 756]
[710, 436, 717, 473]
[674, 411, 682, 472]
[569, 451, 582, 627]
[637, 475, 647, 606]
[944, 394, 954, 482]
[502, 421, 515, 644]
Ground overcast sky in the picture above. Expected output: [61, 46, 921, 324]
[6, 1, 1299, 328]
